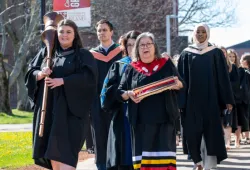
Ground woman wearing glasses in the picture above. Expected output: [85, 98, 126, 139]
[117, 32, 183, 170]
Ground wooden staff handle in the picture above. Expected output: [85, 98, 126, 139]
[39, 82, 48, 137]
[38, 12, 63, 137]
[38, 44, 53, 137]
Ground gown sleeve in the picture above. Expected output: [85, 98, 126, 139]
[63, 49, 98, 118]
[230, 64, 240, 102]
[100, 62, 121, 112]
[165, 59, 184, 124]
[238, 67, 248, 104]
[214, 48, 235, 106]
[177, 51, 189, 109]
[245, 69, 250, 103]
[25, 48, 46, 109]
[116, 65, 132, 102]
[168, 58, 185, 87]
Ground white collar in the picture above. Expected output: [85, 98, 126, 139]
[100, 41, 114, 52]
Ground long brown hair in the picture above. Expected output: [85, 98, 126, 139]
[57, 19, 83, 49]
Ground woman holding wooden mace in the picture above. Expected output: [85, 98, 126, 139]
[25, 14, 97, 170]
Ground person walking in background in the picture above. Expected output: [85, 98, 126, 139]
[240, 53, 250, 145]
[25, 19, 97, 170]
[235, 53, 250, 147]
[178, 23, 234, 170]
[219, 46, 240, 150]
[90, 19, 123, 170]
[101, 30, 141, 170]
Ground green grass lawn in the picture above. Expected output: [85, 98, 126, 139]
[0, 109, 33, 124]
[0, 132, 33, 169]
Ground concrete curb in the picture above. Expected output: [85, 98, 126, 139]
[0, 124, 32, 132]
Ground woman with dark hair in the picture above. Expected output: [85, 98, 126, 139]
[25, 19, 97, 170]
[240, 53, 250, 145]
[101, 30, 141, 170]
[178, 24, 234, 170]
[117, 32, 183, 170]
[234, 53, 250, 147]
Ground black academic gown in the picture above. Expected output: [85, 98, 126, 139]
[90, 44, 122, 165]
[101, 56, 133, 169]
[237, 67, 250, 132]
[25, 47, 97, 169]
[117, 58, 183, 129]
[230, 64, 240, 102]
[228, 64, 240, 130]
[177, 45, 235, 164]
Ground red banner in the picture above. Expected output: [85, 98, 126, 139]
[53, 0, 91, 27]
[53, 0, 90, 11]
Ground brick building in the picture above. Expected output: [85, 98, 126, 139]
[227, 40, 250, 57]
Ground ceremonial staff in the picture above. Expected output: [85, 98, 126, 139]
[39, 12, 63, 137]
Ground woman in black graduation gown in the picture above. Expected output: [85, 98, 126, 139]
[101, 30, 141, 170]
[237, 53, 250, 146]
[25, 19, 97, 170]
[177, 24, 234, 170]
[220, 46, 240, 150]
[117, 32, 184, 170]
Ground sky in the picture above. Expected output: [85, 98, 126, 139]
[209, 0, 250, 47]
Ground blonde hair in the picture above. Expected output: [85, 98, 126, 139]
[227, 49, 240, 68]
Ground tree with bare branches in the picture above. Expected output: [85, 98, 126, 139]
[0, 0, 40, 113]
[0, 1, 13, 115]
[178, 0, 237, 33]
[0, 50, 12, 114]
[0, 0, 237, 114]
[169, 0, 237, 55]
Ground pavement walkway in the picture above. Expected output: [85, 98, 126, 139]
[1, 124, 249, 170]
[76, 145, 250, 170]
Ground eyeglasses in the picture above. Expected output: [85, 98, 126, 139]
[139, 43, 154, 49]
